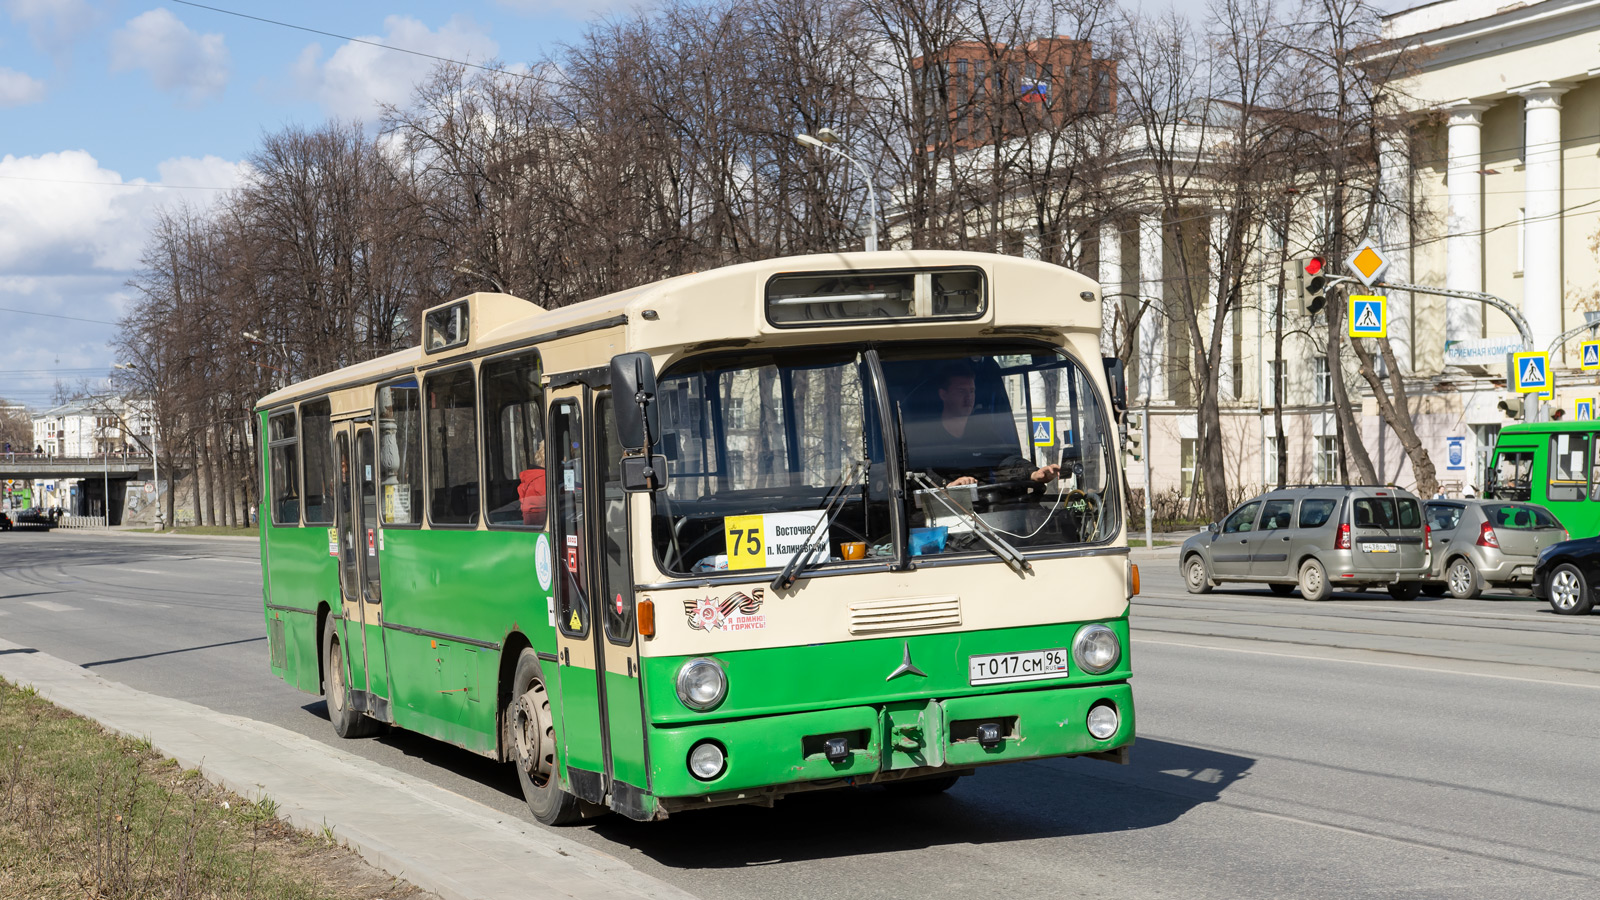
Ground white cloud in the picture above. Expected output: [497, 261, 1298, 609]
[0, 150, 246, 274]
[0, 67, 45, 106]
[109, 8, 230, 102]
[293, 15, 498, 120]
[4, 0, 100, 49]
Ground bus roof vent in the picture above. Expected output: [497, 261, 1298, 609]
[766, 268, 985, 328]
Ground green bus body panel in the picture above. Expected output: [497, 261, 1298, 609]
[1491, 422, 1600, 538]
[376, 528, 556, 755]
[641, 617, 1132, 725]
[361, 622, 390, 699]
[263, 526, 338, 695]
[648, 682, 1134, 799]
[603, 669, 648, 789]
[559, 664, 605, 775]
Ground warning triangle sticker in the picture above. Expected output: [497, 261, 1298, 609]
[1354, 303, 1380, 330]
[569, 609, 581, 630]
[1522, 358, 1546, 384]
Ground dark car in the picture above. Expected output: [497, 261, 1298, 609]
[1532, 536, 1600, 615]
[0, 510, 11, 531]
[13, 508, 55, 530]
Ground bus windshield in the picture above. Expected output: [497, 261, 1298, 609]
[881, 345, 1116, 556]
[652, 349, 890, 575]
[650, 342, 1117, 577]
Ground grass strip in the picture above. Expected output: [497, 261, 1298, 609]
[0, 677, 434, 900]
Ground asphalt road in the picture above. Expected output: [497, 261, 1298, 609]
[3, 531, 1599, 898]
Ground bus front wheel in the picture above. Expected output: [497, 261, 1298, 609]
[321, 618, 381, 739]
[509, 650, 581, 825]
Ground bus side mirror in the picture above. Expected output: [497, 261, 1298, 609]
[610, 351, 660, 453]
[1102, 358, 1127, 413]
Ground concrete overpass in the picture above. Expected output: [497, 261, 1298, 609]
[1, 455, 152, 480]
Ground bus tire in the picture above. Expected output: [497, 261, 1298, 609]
[509, 650, 580, 826]
[322, 618, 381, 739]
[1548, 564, 1594, 616]
[884, 774, 962, 796]
[1446, 557, 1481, 600]
[1298, 559, 1330, 602]
[1184, 555, 1213, 594]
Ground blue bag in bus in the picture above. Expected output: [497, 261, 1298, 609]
[909, 526, 948, 556]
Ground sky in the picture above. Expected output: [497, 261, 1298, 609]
[0, 0, 1409, 414]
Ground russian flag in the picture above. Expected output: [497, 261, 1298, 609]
[1020, 80, 1048, 103]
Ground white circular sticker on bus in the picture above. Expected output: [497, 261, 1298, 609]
[535, 533, 553, 592]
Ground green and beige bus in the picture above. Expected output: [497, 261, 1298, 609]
[1486, 421, 1600, 537]
[257, 250, 1137, 824]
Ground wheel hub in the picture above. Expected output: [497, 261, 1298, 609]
[512, 685, 551, 786]
[1553, 571, 1579, 610]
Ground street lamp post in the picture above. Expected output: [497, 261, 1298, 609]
[796, 128, 879, 253]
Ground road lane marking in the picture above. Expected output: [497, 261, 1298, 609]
[1132, 636, 1600, 690]
[91, 596, 170, 609]
[25, 600, 80, 612]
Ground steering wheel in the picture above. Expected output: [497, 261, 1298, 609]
[1068, 489, 1103, 541]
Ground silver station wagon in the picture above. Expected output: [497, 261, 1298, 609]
[1421, 500, 1568, 599]
[1181, 486, 1432, 601]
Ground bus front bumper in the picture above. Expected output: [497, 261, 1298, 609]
[648, 681, 1133, 804]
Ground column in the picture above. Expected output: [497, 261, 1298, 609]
[1208, 210, 1234, 399]
[1512, 83, 1571, 355]
[1444, 102, 1488, 343]
[1378, 134, 1412, 371]
[1097, 221, 1121, 358]
[1138, 211, 1165, 401]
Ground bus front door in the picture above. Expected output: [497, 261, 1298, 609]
[333, 423, 391, 720]
[548, 392, 607, 802]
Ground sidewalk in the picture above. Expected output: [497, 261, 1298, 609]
[0, 637, 697, 900]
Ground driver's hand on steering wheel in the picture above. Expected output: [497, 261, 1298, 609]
[1030, 464, 1062, 483]
[948, 476, 978, 487]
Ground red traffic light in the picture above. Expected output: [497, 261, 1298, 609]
[1305, 257, 1324, 276]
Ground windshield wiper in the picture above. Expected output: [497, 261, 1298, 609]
[908, 471, 1034, 578]
[771, 461, 864, 592]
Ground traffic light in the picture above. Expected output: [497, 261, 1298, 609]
[1301, 256, 1328, 316]
[1497, 395, 1525, 420]
[1124, 413, 1144, 462]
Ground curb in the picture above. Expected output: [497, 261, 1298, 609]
[72, 529, 260, 543]
[0, 638, 697, 900]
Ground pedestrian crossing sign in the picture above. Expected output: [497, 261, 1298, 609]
[1031, 417, 1055, 447]
[1576, 398, 1595, 422]
[1347, 295, 1387, 338]
[1511, 351, 1551, 393]
[1581, 340, 1600, 372]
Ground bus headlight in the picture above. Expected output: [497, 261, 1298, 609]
[1072, 624, 1121, 675]
[688, 741, 726, 780]
[1086, 702, 1120, 740]
[676, 658, 727, 710]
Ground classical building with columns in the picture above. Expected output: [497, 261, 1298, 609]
[1118, 0, 1600, 503]
[1363, 0, 1600, 489]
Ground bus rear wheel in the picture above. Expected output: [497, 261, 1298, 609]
[509, 650, 581, 826]
[322, 618, 381, 739]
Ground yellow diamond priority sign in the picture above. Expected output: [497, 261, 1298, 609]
[1345, 239, 1390, 287]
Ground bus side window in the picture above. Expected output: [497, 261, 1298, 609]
[425, 366, 481, 526]
[1548, 434, 1588, 501]
[268, 410, 299, 526]
[301, 398, 334, 525]
[596, 395, 632, 645]
[377, 380, 422, 525]
[481, 352, 545, 528]
[1590, 439, 1600, 501]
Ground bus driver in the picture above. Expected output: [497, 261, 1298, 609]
[909, 363, 1061, 487]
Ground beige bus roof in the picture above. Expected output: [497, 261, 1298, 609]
[256, 250, 1101, 409]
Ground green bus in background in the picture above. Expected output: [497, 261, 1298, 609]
[1486, 421, 1600, 537]
[258, 250, 1137, 824]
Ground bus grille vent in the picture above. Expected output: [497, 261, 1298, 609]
[848, 596, 961, 635]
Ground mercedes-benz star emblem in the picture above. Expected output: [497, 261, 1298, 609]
[886, 641, 926, 681]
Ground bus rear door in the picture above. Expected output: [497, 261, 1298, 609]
[333, 422, 391, 719]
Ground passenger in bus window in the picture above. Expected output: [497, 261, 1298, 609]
[909, 363, 1059, 486]
[518, 438, 547, 527]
